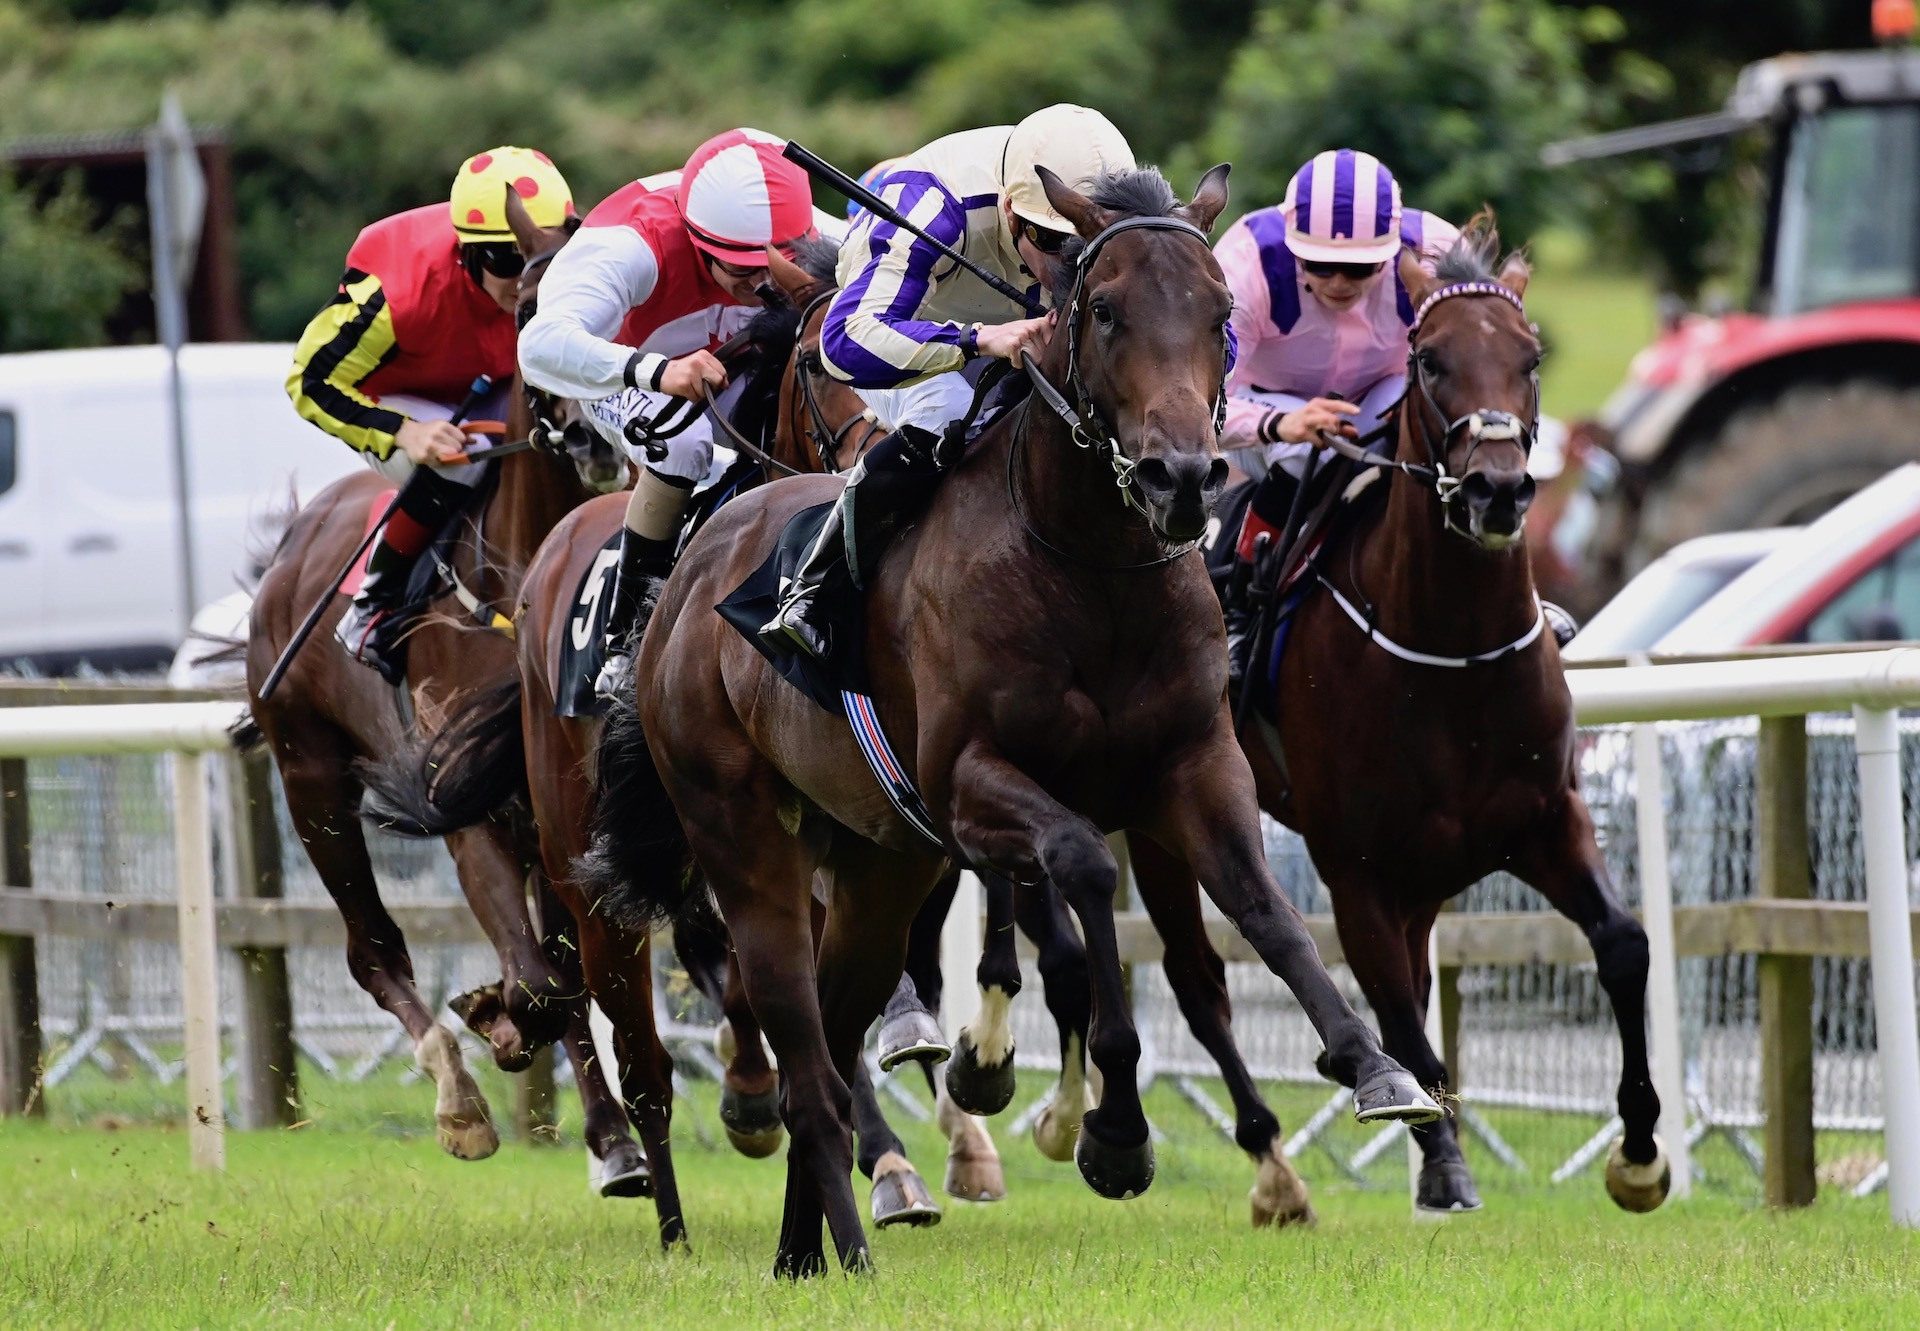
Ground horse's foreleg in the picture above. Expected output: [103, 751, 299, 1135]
[1513, 796, 1669, 1213]
[1149, 739, 1439, 1127]
[851, 1053, 942, 1227]
[945, 869, 1022, 1116]
[274, 732, 498, 1160]
[949, 748, 1152, 1201]
[444, 822, 572, 1068]
[1011, 880, 1095, 1163]
[1128, 831, 1311, 1226]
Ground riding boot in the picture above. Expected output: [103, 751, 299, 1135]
[593, 529, 676, 701]
[1542, 600, 1580, 649]
[1223, 541, 1265, 692]
[759, 424, 947, 662]
[336, 464, 473, 683]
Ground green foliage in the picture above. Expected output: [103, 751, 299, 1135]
[1199, 0, 1591, 244]
[0, 171, 139, 351]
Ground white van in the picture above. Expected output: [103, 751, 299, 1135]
[0, 343, 362, 672]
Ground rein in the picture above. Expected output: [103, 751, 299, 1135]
[791, 290, 885, 473]
[1015, 212, 1224, 569]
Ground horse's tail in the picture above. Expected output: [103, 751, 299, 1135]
[357, 675, 526, 837]
[574, 696, 711, 938]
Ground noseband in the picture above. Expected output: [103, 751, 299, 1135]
[1022, 214, 1229, 518]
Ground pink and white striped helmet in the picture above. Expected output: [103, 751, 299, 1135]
[677, 128, 817, 269]
[1282, 149, 1403, 265]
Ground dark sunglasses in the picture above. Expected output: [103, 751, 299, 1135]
[1018, 218, 1074, 256]
[1302, 259, 1385, 282]
[464, 243, 526, 279]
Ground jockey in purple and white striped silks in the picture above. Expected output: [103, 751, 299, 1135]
[1215, 149, 1459, 480]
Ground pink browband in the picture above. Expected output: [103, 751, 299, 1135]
[1410, 280, 1525, 333]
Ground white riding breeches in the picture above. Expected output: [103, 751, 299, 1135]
[854, 370, 977, 435]
[365, 390, 508, 487]
[583, 386, 717, 484]
[1230, 374, 1407, 480]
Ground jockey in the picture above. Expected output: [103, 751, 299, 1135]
[287, 146, 575, 680]
[760, 104, 1136, 661]
[518, 127, 838, 695]
[1213, 149, 1459, 687]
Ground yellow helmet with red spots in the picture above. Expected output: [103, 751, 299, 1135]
[449, 146, 574, 242]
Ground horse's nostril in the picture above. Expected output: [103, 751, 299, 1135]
[1205, 457, 1230, 493]
[1133, 457, 1173, 494]
[1462, 472, 1496, 511]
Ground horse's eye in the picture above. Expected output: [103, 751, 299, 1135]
[1417, 348, 1442, 376]
[1091, 299, 1116, 330]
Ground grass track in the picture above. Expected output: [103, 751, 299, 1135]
[5, 1079, 1914, 1330]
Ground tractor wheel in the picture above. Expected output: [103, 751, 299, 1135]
[1635, 381, 1920, 569]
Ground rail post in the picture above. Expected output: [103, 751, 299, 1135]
[0, 757, 42, 1117]
[1851, 705, 1920, 1227]
[172, 751, 226, 1169]
[226, 748, 299, 1128]
[1632, 720, 1692, 1199]
[1755, 715, 1815, 1208]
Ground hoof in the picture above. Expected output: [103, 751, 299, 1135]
[1075, 1124, 1154, 1200]
[1031, 1096, 1085, 1163]
[1416, 1159, 1483, 1214]
[596, 1139, 653, 1199]
[725, 1125, 785, 1158]
[1605, 1136, 1671, 1213]
[944, 1034, 1016, 1116]
[437, 1112, 500, 1161]
[1249, 1143, 1315, 1228]
[943, 1146, 1007, 1203]
[719, 1085, 784, 1159]
[870, 1153, 942, 1228]
[876, 1008, 950, 1072]
[447, 983, 502, 1034]
[1354, 1067, 1443, 1125]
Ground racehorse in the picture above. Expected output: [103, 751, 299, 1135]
[578, 163, 1440, 1275]
[244, 192, 640, 1179]
[1130, 218, 1670, 1214]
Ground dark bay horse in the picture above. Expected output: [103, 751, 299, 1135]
[580, 164, 1439, 1275]
[245, 193, 638, 1175]
[1131, 220, 1671, 1215]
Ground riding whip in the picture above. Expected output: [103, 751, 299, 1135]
[781, 141, 1046, 317]
[256, 374, 495, 703]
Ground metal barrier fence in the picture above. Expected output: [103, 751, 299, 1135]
[2, 664, 1919, 1219]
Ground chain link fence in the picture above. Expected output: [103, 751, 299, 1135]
[16, 717, 1920, 1198]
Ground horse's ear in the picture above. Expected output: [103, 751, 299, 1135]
[504, 186, 544, 258]
[1398, 247, 1439, 314]
[764, 245, 814, 303]
[1035, 165, 1109, 239]
[1183, 164, 1231, 234]
[1498, 251, 1531, 300]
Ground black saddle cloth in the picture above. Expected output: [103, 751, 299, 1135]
[717, 501, 863, 715]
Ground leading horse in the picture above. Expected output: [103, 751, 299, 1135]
[244, 194, 640, 1179]
[580, 163, 1440, 1276]
[1131, 218, 1670, 1214]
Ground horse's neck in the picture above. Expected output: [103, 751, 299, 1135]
[1351, 420, 1539, 657]
[467, 385, 585, 593]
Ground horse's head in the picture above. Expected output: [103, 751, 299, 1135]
[1397, 217, 1540, 550]
[503, 190, 626, 494]
[765, 240, 884, 473]
[1034, 164, 1234, 545]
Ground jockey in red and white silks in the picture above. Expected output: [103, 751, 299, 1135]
[519, 127, 838, 694]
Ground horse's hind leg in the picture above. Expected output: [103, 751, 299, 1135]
[1013, 879, 1098, 1164]
[443, 822, 573, 1069]
[876, 875, 951, 1071]
[679, 922, 785, 1158]
[558, 991, 651, 1201]
[1129, 832, 1311, 1227]
[269, 720, 497, 1159]
[1513, 797, 1669, 1213]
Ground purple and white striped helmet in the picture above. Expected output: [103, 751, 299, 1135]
[1282, 149, 1403, 264]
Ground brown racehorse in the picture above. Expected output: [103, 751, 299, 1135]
[244, 192, 639, 1177]
[1130, 218, 1671, 1215]
[578, 164, 1440, 1276]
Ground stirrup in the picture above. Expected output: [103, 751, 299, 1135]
[335, 598, 407, 685]
[593, 636, 636, 702]
[760, 589, 831, 661]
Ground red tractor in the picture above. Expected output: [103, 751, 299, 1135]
[1548, 12, 1920, 604]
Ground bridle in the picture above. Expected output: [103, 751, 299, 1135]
[788, 290, 886, 473]
[1022, 214, 1229, 523]
[1313, 279, 1539, 543]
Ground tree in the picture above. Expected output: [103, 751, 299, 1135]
[0, 171, 139, 352]
[1197, 0, 1591, 242]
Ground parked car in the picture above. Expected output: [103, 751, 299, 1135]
[1655, 463, 1920, 651]
[1564, 527, 1789, 661]
[0, 344, 359, 673]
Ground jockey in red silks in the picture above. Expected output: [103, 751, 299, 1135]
[287, 146, 576, 679]
[1213, 149, 1462, 687]
[518, 128, 841, 696]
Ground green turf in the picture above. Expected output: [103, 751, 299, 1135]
[4, 1071, 1914, 1330]
[1525, 230, 1660, 422]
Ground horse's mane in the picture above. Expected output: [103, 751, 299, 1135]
[790, 233, 841, 285]
[1046, 165, 1183, 303]
[1433, 210, 1530, 290]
